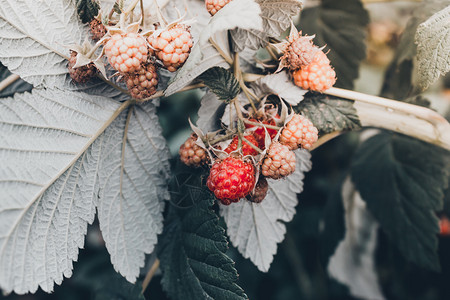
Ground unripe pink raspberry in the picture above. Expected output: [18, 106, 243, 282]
[279, 114, 318, 150]
[179, 134, 209, 167]
[205, 0, 232, 16]
[292, 51, 336, 92]
[282, 33, 320, 70]
[68, 51, 96, 83]
[246, 177, 268, 203]
[124, 62, 158, 101]
[104, 33, 148, 73]
[148, 25, 193, 72]
[261, 142, 296, 179]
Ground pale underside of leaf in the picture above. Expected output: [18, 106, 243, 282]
[96, 103, 171, 283]
[328, 177, 385, 300]
[196, 91, 224, 132]
[0, 0, 87, 88]
[220, 150, 312, 271]
[231, 0, 302, 51]
[252, 71, 307, 105]
[415, 5, 450, 90]
[0, 88, 121, 294]
[166, 0, 263, 95]
[164, 39, 229, 96]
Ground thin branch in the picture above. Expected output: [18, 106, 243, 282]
[243, 119, 280, 131]
[209, 38, 233, 65]
[140, 0, 145, 26]
[142, 258, 160, 293]
[124, 0, 140, 14]
[242, 136, 263, 153]
[0, 74, 20, 93]
[140, 82, 205, 102]
[324, 87, 450, 150]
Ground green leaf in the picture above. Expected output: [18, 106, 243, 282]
[158, 186, 248, 300]
[415, 5, 450, 90]
[299, 0, 369, 89]
[320, 176, 346, 266]
[351, 132, 450, 271]
[294, 93, 361, 134]
[199, 67, 241, 102]
[76, 0, 100, 23]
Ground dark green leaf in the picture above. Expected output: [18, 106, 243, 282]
[299, 0, 369, 89]
[76, 0, 100, 23]
[158, 186, 248, 300]
[295, 93, 361, 134]
[0, 63, 32, 98]
[320, 176, 346, 265]
[199, 67, 240, 102]
[351, 132, 450, 271]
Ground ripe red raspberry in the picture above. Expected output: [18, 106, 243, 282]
[104, 33, 148, 73]
[207, 157, 256, 205]
[89, 18, 107, 41]
[205, 0, 232, 16]
[282, 33, 320, 70]
[148, 25, 193, 72]
[279, 114, 318, 150]
[440, 216, 450, 236]
[246, 177, 268, 203]
[124, 62, 158, 100]
[245, 118, 278, 149]
[261, 142, 296, 179]
[68, 51, 96, 83]
[224, 134, 259, 156]
[179, 134, 208, 167]
[292, 51, 336, 92]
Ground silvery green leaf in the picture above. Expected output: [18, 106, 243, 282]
[328, 177, 385, 300]
[252, 71, 307, 105]
[0, 0, 87, 88]
[165, 0, 263, 95]
[231, 0, 302, 51]
[0, 88, 121, 294]
[197, 91, 225, 132]
[164, 33, 230, 96]
[96, 103, 171, 283]
[220, 150, 312, 271]
[415, 5, 450, 90]
[198, 0, 263, 45]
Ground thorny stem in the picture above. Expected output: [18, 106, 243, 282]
[140, 0, 145, 26]
[265, 45, 279, 61]
[142, 259, 160, 293]
[124, 0, 140, 14]
[244, 119, 281, 131]
[140, 82, 205, 102]
[0, 74, 20, 93]
[209, 38, 233, 64]
[152, 0, 168, 27]
[207, 131, 237, 146]
[233, 52, 258, 112]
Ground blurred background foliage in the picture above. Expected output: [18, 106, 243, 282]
[2, 0, 450, 299]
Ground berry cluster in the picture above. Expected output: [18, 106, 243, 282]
[68, 14, 194, 101]
[279, 27, 336, 92]
[179, 110, 318, 205]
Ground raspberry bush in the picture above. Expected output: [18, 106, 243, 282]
[0, 0, 450, 300]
